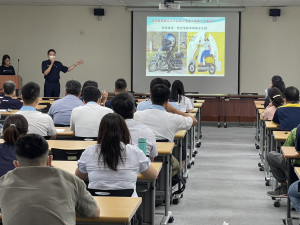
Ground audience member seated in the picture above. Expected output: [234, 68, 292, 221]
[75, 113, 158, 197]
[170, 80, 193, 113]
[0, 81, 22, 109]
[135, 84, 196, 141]
[0, 134, 100, 224]
[16, 82, 56, 139]
[48, 80, 83, 126]
[111, 92, 158, 161]
[134, 84, 196, 165]
[70, 86, 113, 138]
[266, 124, 299, 197]
[288, 127, 300, 212]
[80, 80, 108, 105]
[264, 75, 285, 108]
[105, 78, 128, 108]
[80, 80, 98, 101]
[137, 78, 180, 111]
[261, 87, 284, 121]
[272, 86, 300, 130]
[0, 114, 28, 177]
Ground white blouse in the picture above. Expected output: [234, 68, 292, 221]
[78, 143, 150, 197]
[178, 96, 193, 112]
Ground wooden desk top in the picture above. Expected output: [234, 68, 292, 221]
[193, 103, 203, 108]
[254, 100, 264, 105]
[56, 127, 75, 136]
[282, 147, 300, 159]
[191, 108, 199, 113]
[175, 130, 187, 139]
[47, 140, 96, 150]
[0, 110, 19, 116]
[265, 121, 279, 130]
[52, 161, 162, 181]
[188, 112, 197, 117]
[273, 131, 291, 141]
[36, 105, 47, 110]
[294, 167, 300, 179]
[254, 100, 265, 109]
[77, 196, 142, 223]
[195, 100, 205, 103]
[156, 142, 174, 155]
[48, 140, 174, 156]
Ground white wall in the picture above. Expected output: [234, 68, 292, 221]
[0, 6, 131, 96]
[240, 7, 300, 94]
[0, 5, 299, 96]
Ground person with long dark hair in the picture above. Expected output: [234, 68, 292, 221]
[0, 54, 15, 75]
[170, 80, 193, 113]
[75, 113, 158, 197]
[0, 114, 28, 177]
[261, 87, 284, 121]
[264, 75, 285, 108]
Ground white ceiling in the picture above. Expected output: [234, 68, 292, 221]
[0, 0, 299, 7]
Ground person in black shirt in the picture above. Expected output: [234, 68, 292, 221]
[42, 49, 83, 97]
[0, 81, 22, 109]
[0, 55, 15, 75]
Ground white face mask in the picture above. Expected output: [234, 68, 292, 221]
[49, 55, 55, 60]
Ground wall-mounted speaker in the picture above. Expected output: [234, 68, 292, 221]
[94, 8, 105, 16]
[269, 9, 280, 17]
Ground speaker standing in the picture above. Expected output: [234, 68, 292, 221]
[42, 49, 83, 97]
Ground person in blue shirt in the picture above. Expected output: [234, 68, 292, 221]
[42, 49, 83, 97]
[48, 80, 84, 126]
[137, 78, 180, 111]
[272, 86, 300, 130]
[0, 114, 28, 177]
[0, 81, 23, 110]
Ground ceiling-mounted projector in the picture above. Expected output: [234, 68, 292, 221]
[159, 0, 180, 10]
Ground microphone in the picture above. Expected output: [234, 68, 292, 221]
[17, 59, 20, 75]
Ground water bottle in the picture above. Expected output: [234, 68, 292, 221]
[138, 138, 147, 156]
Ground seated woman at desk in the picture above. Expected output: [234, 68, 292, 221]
[261, 87, 284, 121]
[75, 113, 158, 197]
[0, 55, 16, 75]
[170, 80, 193, 113]
[0, 114, 28, 177]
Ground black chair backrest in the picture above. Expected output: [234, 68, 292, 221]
[51, 148, 83, 161]
[87, 188, 134, 197]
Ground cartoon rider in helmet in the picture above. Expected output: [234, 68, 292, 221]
[162, 33, 176, 73]
[199, 33, 211, 67]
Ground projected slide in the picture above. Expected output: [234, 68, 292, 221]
[146, 17, 225, 77]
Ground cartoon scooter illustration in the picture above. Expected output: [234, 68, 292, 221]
[187, 32, 217, 75]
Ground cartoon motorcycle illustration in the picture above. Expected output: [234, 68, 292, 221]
[148, 33, 183, 73]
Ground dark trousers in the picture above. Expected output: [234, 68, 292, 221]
[44, 81, 60, 97]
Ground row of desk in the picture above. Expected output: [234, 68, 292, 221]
[254, 100, 300, 224]
[0, 99, 204, 225]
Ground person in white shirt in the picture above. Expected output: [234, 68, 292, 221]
[70, 86, 113, 138]
[16, 82, 56, 139]
[111, 92, 158, 161]
[134, 84, 197, 166]
[75, 113, 158, 197]
[170, 80, 193, 113]
[134, 84, 196, 142]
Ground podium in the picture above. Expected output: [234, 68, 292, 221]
[0, 75, 22, 96]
